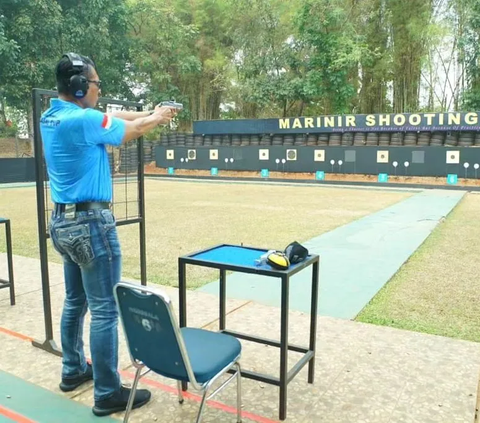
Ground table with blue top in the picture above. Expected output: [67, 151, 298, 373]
[0, 218, 15, 306]
[178, 244, 319, 421]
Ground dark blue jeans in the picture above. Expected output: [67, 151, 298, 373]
[49, 208, 121, 401]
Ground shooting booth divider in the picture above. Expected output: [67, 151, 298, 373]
[32, 88, 147, 356]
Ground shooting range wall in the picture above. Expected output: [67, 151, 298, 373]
[151, 113, 480, 180]
[192, 112, 480, 135]
[153, 131, 480, 179]
[0, 158, 36, 183]
[2, 133, 480, 182]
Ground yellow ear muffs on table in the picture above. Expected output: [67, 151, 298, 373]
[267, 251, 290, 270]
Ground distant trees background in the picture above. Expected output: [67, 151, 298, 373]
[1, 0, 479, 138]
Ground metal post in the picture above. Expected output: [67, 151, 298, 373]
[308, 259, 319, 383]
[279, 275, 289, 421]
[219, 269, 226, 330]
[14, 134, 19, 158]
[136, 105, 147, 287]
[31, 89, 61, 356]
[178, 259, 188, 391]
[179, 260, 187, 328]
[5, 220, 15, 306]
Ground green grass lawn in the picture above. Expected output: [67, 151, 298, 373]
[2, 179, 479, 343]
[357, 192, 480, 343]
[0, 179, 411, 289]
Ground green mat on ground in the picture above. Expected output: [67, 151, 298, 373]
[0, 370, 119, 423]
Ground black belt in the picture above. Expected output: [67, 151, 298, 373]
[54, 202, 111, 214]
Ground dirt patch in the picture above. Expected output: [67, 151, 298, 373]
[144, 163, 480, 187]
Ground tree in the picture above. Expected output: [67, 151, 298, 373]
[181, 0, 234, 121]
[356, 0, 392, 113]
[387, 0, 433, 112]
[0, 0, 63, 141]
[0, 13, 20, 125]
[297, 0, 366, 115]
[126, 0, 201, 130]
[457, 0, 480, 110]
[0, 0, 132, 143]
[2, 0, 477, 130]
[57, 0, 133, 101]
[226, 0, 305, 118]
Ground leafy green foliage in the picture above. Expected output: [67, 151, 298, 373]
[357, 0, 392, 113]
[297, 0, 366, 114]
[57, 0, 132, 100]
[0, 0, 63, 110]
[458, 0, 480, 110]
[0, 0, 131, 137]
[226, 0, 306, 117]
[387, 0, 433, 112]
[0, 0, 478, 132]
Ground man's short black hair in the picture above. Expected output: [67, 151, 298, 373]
[55, 54, 96, 95]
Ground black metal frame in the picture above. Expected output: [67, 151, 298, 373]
[31, 88, 147, 356]
[178, 243, 319, 421]
[0, 218, 15, 306]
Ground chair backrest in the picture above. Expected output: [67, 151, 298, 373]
[114, 282, 195, 383]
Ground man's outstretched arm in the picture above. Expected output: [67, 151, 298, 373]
[84, 106, 175, 147]
[109, 109, 151, 121]
[122, 107, 176, 143]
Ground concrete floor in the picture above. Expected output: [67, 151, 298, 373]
[1, 254, 480, 423]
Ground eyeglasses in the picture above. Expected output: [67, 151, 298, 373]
[88, 79, 102, 89]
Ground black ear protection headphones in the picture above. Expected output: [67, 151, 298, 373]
[63, 52, 89, 99]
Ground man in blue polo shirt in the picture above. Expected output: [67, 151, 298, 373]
[40, 52, 175, 417]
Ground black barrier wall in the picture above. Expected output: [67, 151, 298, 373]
[155, 146, 480, 178]
[0, 158, 36, 183]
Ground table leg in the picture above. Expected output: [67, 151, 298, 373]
[178, 259, 187, 328]
[219, 269, 226, 330]
[279, 275, 289, 421]
[5, 220, 15, 306]
[178, 259, 188, 391]
[308, 259, 319, 384]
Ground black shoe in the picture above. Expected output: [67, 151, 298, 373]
[59, 363, 93, 392]
[92, 385, 151, 417]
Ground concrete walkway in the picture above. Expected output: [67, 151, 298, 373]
[199, 189, 466, 319]
[1, 254, 480, 423]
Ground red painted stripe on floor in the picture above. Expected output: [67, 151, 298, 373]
[0, 326, 277, 423]
[0, 405, 37, 423]
[120, 370, 279, 423]
[0, 327, 33, 342]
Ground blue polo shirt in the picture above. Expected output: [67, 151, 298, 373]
[40, 98, 126, 204]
